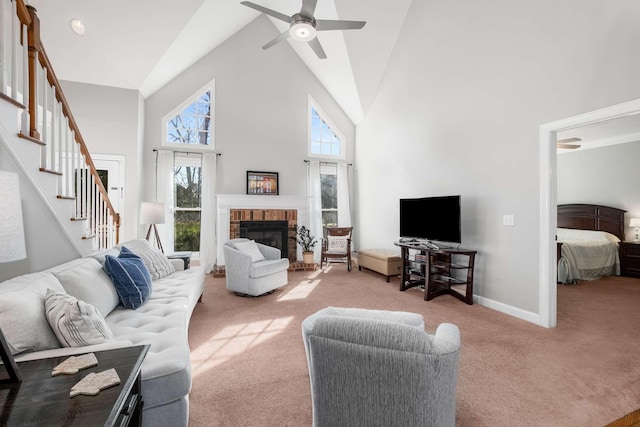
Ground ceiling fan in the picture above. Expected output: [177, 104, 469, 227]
[240, 0, 366, 59]
[557, 137, 582, 149]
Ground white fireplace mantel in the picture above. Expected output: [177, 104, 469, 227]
[215, 194, 310, 265]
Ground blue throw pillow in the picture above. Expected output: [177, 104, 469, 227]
[103, 246, 152, 309]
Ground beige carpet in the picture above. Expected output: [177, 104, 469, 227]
[187, 267, 640, 426]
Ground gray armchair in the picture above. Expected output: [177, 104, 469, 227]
[302, 307, 460, 427]
[223, 238, 289, 297]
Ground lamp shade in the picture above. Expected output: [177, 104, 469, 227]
[0, 171, 26, 262]
[140, 202, 166, 225]
[630, 218, 640, 228]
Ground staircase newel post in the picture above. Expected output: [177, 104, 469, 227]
[26, 5, 40, 140]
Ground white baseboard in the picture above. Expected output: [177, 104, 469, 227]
[474, 295, 546, 327]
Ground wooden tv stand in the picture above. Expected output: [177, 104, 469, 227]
[395, 242, 477, 305]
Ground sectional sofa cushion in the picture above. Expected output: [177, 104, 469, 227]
[104, 247, 153, 309]
[44, 289, 114, 347]
[49, 257, 120, 318]
[0, 272, 64, 355]
[118, 239, 175, 280]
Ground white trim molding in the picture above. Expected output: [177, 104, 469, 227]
[539, 97, 640, 328]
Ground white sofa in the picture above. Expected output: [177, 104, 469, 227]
[0, 240, 205, 427]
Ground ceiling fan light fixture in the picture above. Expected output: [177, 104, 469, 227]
[69, 18, 85, 36]
[289, 21, 316, 42]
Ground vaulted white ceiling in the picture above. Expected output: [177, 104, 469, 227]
[27, 0, 412, 124]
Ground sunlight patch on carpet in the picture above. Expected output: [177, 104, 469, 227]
[278, 278, 321, 301]
[191, 316, 294, 376]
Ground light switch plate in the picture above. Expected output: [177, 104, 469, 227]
[503, 214, 515, 226]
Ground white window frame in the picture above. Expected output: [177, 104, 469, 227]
[308, 95, 346, 160]
[162, 80, 215, 151]
[173, 154, 203, 256]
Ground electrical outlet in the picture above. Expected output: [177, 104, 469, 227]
[503, 214, 515, 226]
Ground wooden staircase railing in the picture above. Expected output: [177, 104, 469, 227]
[0, 0, 120, 249]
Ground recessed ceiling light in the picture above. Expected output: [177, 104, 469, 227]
[70, 18, 85, 36]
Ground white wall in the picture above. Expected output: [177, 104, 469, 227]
[143, 15, 355, 202]
[356, 0, 640, 315]
[60, 81, 143, 242]
[558, 142, 640, 241]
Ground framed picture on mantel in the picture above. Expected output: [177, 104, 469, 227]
[247, 171, 279, 195]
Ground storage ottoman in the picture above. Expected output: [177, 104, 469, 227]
[357, 249, 403, 282]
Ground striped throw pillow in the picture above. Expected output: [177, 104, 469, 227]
[118, 240, 175, 280]
[103, 247, 152, 309]
[44, 289, 114, 347]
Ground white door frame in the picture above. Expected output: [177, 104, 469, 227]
[92, 153, 126, 215]
[539, 98, 640, 328]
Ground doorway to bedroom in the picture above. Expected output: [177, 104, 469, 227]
[540, 98, 640, 328]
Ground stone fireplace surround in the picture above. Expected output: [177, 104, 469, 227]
[215, 194, 310, 266]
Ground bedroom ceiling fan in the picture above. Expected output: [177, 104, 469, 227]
[240, 0, 366, 59]
[557, 137, 582, 149]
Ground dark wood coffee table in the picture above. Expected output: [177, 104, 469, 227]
[0, 345, 148, 426]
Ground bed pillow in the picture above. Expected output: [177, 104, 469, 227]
[103, 247, 152, 309]
[557, 228, 621, 244]
[44, 289, 114, 347]
[117, 239, 175, 280]
[235, 240, 266, 262]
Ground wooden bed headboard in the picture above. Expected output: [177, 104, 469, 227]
[557, 204, 626, 241]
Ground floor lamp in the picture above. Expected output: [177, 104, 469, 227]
[0, 171, 26, 386]
[141, 202, 165, 253]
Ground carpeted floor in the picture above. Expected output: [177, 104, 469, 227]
[187, 267, 640, 426]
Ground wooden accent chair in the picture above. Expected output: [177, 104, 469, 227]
[321, 227, 353, 271]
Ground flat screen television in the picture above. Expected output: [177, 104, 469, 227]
[399, 195, 461, 244]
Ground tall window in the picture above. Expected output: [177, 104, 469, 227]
[320, 162, 338, 233]
[309, 97, 345, 160]
[163, 81, 214, 149]
[174, 154, 202, 252]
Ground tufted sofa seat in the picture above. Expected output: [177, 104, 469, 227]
[5, 242, 205, 427]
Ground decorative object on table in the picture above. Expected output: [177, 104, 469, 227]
[140, 201, 166, 253]
[294, 225, 317, 264]
[246, 171, 279, 195]
[630, 218, 640, 241]
[70, 368, 121, 398]
[0, 171, 27, 386]
[52, 353, 98, 376]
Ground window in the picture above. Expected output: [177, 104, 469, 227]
[163, 81, 214, 149]
[174, 154, 202, 252]
[309, 97, 345, 159]
[320, 162, 338, 233]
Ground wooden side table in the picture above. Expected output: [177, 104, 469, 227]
[619, 241, 640, 278]
[0, 345, 149, 427]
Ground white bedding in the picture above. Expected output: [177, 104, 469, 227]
[557, 228, 620, 284]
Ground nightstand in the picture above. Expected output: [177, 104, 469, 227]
[619, 242, 640, 278]
[167, 251, 192, 270]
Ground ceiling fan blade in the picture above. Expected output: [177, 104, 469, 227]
[557, 137, 582, 144]
[308, 37, 327, 59]
[240, 1, 292, 23]
[300, 0, 318, 18]
[557, 143, 581, 149]
[262, 30, 290, 50]
[316, 19, 367, 31]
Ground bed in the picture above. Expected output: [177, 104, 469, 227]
[557, 204, 626, 284]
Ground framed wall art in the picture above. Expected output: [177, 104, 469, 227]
[247, 171, 279, 195]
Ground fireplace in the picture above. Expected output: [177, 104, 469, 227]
[239, 220, 289, 259]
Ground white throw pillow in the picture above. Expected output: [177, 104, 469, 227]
[327, 236, 348, 253]
[0, 272, 64, 355]
[50, 257, 120, 318]
[44, 289, 114, 347]
[118, 239, 175, 280]
[235, 240, 266, 262]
